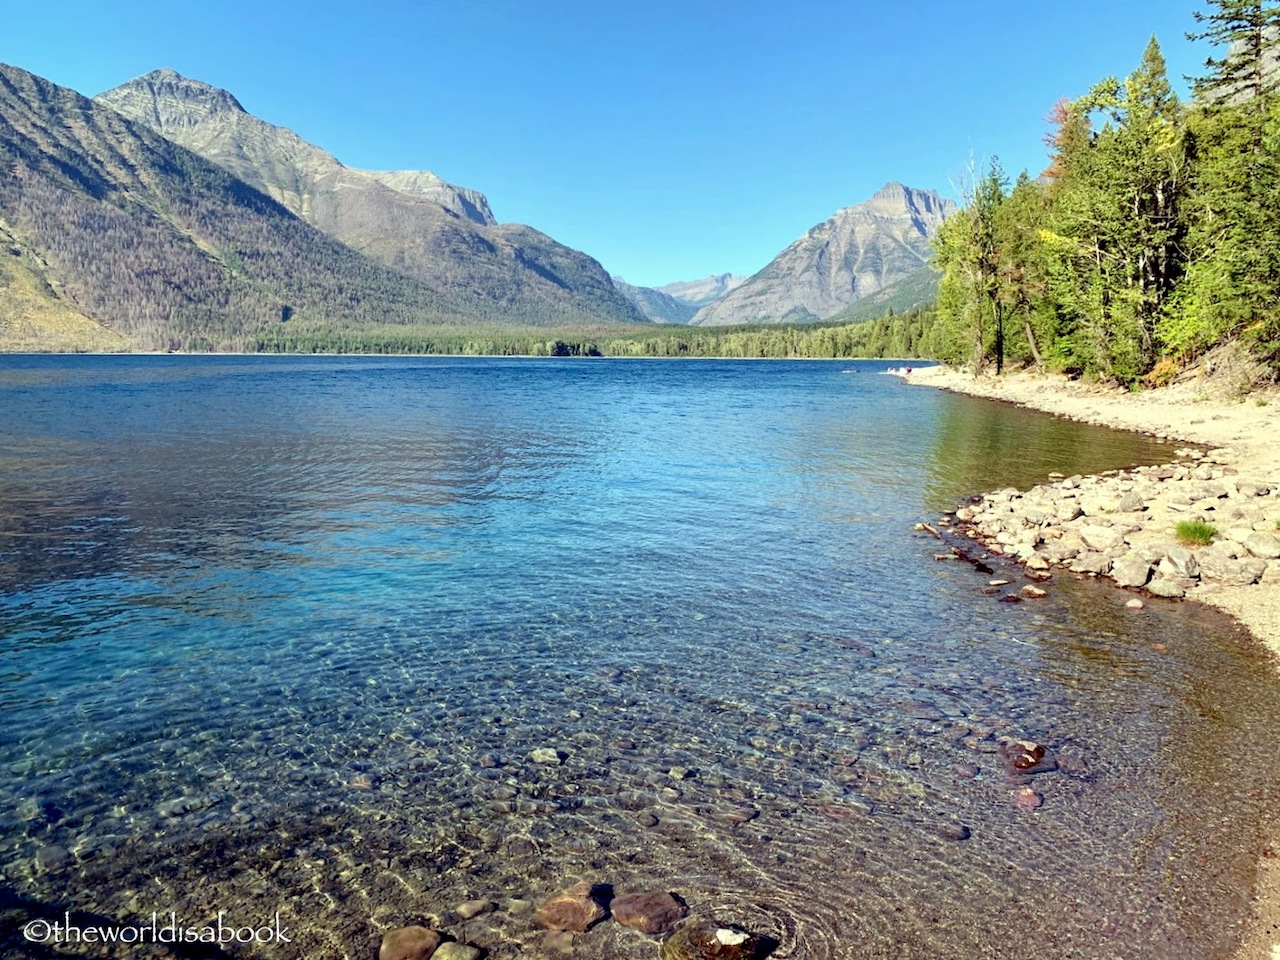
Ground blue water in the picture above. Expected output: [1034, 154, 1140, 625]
[1, 355, 1277, 959]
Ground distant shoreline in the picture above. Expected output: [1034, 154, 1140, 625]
[0, 351, 931, 363]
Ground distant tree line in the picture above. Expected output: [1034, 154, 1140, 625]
[250, 311, 935, 359]
[929, 0, 1280, 384]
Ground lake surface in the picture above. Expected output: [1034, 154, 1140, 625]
[1, 355, 1278, 959]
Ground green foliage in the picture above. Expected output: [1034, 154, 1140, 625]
[1175, 519, 1218, 545]
[1188, 0, 1280, 106]
[931, 19, 1280, 384]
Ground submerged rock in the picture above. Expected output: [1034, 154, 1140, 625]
[660, 921, 772, 960]
[379, 926, 441, 960]
[452, 899, 495, 921]
[432, 944, 481, 960]
[34, 844, 70, 874]
[612, 891, 689, 935]
[999, 739, 1054, 774]
[535, 881, 609, 932]
[1010, 788, 1043, 811]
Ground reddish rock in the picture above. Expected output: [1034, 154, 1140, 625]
[1011, 788, 1043, 811]
[535, 882, 608, 932]
[659, 921, 771, 960]
[819, 802, 855, 821]
[379, 926, 441, 960]
[612, 891, 689, 936]
[1000, 739, 1054, 773]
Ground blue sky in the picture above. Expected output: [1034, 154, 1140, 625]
[8, 1, 1208, 287]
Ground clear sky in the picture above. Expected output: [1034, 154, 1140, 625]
[7, 1, 1210, 287]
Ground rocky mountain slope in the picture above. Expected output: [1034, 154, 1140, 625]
[691, 184, 954, 326]
[612, 273, 747, 323]
[659, 274, 746, 309]
[0, 62, 481, 350]
[96, 69, 643, 327]
[824, 263, 941, 324]
[611, 277, 696, 323]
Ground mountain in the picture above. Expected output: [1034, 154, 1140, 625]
[690, 183, 954, 326]
[612, 272, 747, 323]
[658, 273, 747, 309]
[825, 263, 941, 324]
[0, 62, 481, 351]
[95, 69, 644, 327]
[611, 277, 696, 323]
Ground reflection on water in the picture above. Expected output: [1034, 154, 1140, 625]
[0, 356, 1276, 959]
[922, 390, 1182, 509]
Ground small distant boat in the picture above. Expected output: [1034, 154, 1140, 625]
[841, 368, 858, 374]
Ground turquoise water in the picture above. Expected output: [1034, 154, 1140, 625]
[1, 356, 1278, 959]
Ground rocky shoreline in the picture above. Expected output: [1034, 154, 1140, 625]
[950, 450, 1280, 601]
[904, 363, 1280, 960]
[905, 365, 1280, 650]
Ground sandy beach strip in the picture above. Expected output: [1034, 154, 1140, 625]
[904, 364, 1280, 960]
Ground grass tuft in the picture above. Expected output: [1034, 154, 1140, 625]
[1176, 519, 1217, 546]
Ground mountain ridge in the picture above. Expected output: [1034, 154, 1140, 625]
[0, 61, 502, 350]
[691, 183, 954, 326]
[611, 273, 748, 323]
[95, 69, 645, 327]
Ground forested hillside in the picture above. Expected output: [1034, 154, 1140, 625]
[0, 63, 490, 350]
[929, 0, 1280, 384]
[96, 69, 646, 329]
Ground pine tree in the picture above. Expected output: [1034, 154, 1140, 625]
[1175, 4, 1280, 364]
[1189, 0, 1280, 114]
[1039, 39, 1187, 382]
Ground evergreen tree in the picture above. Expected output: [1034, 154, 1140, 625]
[931, 159, 1009, 372]
[1188, 0, 1280, 113]
[1176, 4, 1280, 362]
[1040, 39, 1187, 382]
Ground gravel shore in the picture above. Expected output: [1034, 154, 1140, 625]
[906, 364, 1280, 960]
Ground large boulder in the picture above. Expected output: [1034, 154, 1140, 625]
[380, 927, 441, 960]
[1197, 546, 1268, 586]
[536, 882, 609, 932]
[1111, 556, 1153, 589]
[1079, 525, 1124, 551]
[612, 891, 689, 936]
[1147, 577, 1192, 599]
[1158, 546, 1199, 580]
[1070, 553, 1112, 576]
[1244, 531, 1280, 560]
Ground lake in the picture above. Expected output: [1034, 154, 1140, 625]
[1, 355, 1278, 959]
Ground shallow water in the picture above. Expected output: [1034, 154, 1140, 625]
[1, 356, 1277, 959]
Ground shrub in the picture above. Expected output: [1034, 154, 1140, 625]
[1176, 519, 1217, 546]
